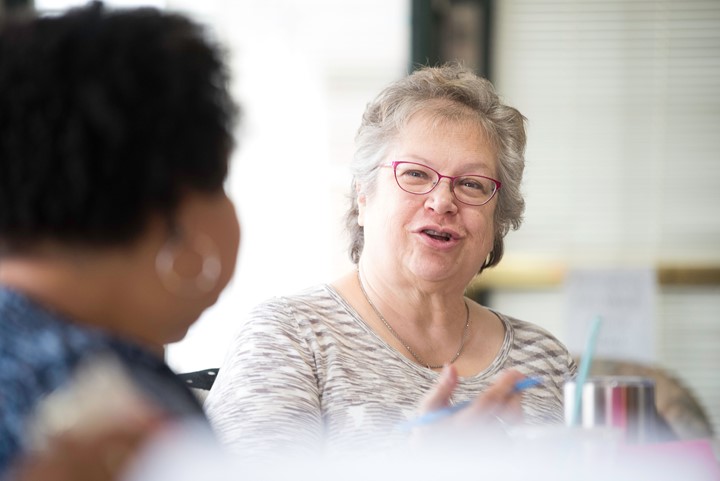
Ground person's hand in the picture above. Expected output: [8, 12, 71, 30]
[420, 365, 526, 424]
[8, 404, 164, 481]
[410, 365, 527, 447]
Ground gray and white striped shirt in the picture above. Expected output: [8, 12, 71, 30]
[205, 284, 576, 457]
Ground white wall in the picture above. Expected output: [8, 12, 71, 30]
[162, 0, 411, 373]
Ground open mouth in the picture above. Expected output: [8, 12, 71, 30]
[422, 229, 453, 242]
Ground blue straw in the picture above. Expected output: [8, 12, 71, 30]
[569, 315, 603, 426]
[399, 376, 542, 431]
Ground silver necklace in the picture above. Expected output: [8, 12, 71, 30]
[356, 270, 471, 370]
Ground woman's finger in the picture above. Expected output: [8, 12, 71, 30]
[467, 369, 526, 417]
[417, 364, 458, 414]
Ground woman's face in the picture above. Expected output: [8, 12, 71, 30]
[357, 111, 497, 290]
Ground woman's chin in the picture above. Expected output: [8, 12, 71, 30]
[161, 322, 194, 346]
[405, 260, 480, 287]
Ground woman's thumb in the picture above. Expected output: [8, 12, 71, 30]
[417, 364, 458, 414]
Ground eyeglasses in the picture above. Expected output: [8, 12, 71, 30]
[387, 161, 502, 206]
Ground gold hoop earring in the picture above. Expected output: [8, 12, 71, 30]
[155, 233, 221, 297]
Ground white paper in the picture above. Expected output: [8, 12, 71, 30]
[565, 268, 657, 362]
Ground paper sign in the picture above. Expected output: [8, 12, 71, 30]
[565, 268, 657, 362]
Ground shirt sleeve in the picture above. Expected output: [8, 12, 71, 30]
[204, 297, 323, 457]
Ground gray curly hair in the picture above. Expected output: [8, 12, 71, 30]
[344, 63, 527, 272]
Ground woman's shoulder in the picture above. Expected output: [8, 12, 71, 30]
[247, 284, 343, 319]
[493, 310, 567, 347]
[491, 310, 576, 372]
[239, 284, 356, 337]
[490, 311, 577, 403]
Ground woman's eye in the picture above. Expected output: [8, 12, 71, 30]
[460, 179, 486, 191]
[404, 170, 429, 179]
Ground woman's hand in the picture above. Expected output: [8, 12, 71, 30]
[410, 365, 527, 446]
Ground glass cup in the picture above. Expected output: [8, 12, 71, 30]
[564, 375, 659, 444]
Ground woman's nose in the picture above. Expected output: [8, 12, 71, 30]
[424, 178, 458, 214]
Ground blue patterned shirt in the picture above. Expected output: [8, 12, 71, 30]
[0, 287, 205, 476]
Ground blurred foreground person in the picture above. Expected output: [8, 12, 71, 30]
[0, 3, 240, 479]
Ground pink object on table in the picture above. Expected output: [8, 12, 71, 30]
[620, 438, 720, 480]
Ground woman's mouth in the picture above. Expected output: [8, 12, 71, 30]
[422, 229, 453, 242]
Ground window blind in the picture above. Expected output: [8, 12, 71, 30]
[492, 0, 720, 436]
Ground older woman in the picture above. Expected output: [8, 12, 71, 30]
[206, 64, 575, 455]
[0, 4, 239, 479]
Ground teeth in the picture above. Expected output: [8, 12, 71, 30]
[424, 229, 451, 240]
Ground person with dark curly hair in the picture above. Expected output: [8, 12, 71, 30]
[0, 3, 240, 479]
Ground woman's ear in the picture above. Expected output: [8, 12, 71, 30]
[154, 191, 235, 299]
[356, 184, 367, 227]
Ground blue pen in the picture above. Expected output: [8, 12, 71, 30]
[399, 376, 542, 431]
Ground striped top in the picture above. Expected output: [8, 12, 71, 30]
[205, 284, 576, 457]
